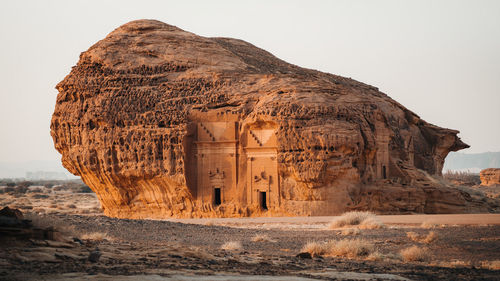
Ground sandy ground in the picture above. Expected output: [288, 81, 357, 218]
[1, 188, 500, 281]
[167, 214, 500, 228]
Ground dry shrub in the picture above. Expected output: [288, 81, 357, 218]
[329, 211, 384, 229]
[341, 228, 360, 236]
[325, 239, 374, 258]
[251, 234, 275, 242]
[406, 231, 438, 243]
[359, 217, 385, 229]
[421, 220, 439, 229]
[302, 239, 375, 259]
[301, 241, 326, 257]
[481, 260, 500, 270]
[81, 232, 110, 241]
[30, 194, 49, 199]
[406, 232, 419, 241]
[65, 204, 77, 209]
[366, 251, 384, 261]
[220, 241, 242, 251]
[400, 246, 430, 262]
[330, 211, 372, 227]
[422, 231, 438, 243]
[28, 187, 43, 193]
[439, 260, 472, 268]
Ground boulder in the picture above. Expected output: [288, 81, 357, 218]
[0, 207, 57, 240]
[480, 168, 500, 186]
[51, 20, 484, 218]
[0, 207, 23, 220]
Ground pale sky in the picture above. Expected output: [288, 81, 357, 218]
[0, 0, 499, 166]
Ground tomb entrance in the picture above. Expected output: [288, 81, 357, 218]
[259, 191, 268, 210]
[214, 187, 221, 205]
[245, 125, 279, 210]
[194, 122, 238, 205]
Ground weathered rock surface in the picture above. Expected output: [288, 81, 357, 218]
[480, 168, 500, 186]
[51, 19, 486, 218]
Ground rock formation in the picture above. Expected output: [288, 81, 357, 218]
[0, 207, 58, 240]
[480, 168, 500, 186]
[51, 20, 487, 218]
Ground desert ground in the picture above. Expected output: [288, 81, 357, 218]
[1, 182, 500, 281]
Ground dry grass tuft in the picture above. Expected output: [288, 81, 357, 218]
[325, 239, 375, 258]
[251, 234, 275, 243]
[422, 231, 438, 243]
[302, 239, 375, 259]
[329, 211, 384, 229]
[301, 241, 326, 257]
[81, 232, 111, 241]
[481, 260, 500, 270]
[406, 231, 438, 243]
[438, 260, 472, 268]
[340, 228, 361, 236]
[220, 241, 243, 251]
[421, 220, 439, 229]
[366, 251, 384, 261]
[406, 231, 419, 241]
[358, 217, 385, 229]
[400, 246, 430, 262]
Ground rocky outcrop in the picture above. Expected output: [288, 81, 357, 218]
[0, 207, 59, 240]
[480, 168, 500, 186]
[51, 19, 485, 218]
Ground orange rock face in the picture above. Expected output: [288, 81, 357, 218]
[51, 20, 485, 218]
[480, 168, 500, 186]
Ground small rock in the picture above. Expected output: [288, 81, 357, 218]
[73, 237, 84, 245]
[0, 207, 23, 219]
[88, 248, 101, 263]
[296, 252, 312, 259]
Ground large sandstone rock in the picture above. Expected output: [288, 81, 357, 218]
[51, 20, 486, 218]
[480, 168, 500, 186]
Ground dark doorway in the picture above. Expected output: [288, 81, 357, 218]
[214, 188, 221, 205]
[382, 165, 387, 179]
[259, 191, 268, 210]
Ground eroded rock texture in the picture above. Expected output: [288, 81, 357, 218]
[51, 20, 486, 218]
[480, 168, 500, 186]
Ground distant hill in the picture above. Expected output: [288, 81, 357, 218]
[444, 152, 500, 173]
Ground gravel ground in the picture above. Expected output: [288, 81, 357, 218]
[55, 214, 500, 260]
[1, 190, 500, 281]
[3, 213, 499, 280]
